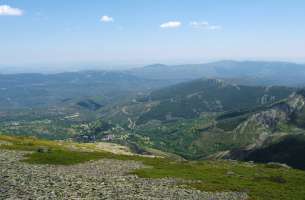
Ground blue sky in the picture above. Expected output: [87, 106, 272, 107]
[0, 0, 305, 69]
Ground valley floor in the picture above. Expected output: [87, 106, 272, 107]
[0, 150, 247, 200]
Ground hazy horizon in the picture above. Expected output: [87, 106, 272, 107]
[1, 58, 305, 74]
[1, 0, 305, 72]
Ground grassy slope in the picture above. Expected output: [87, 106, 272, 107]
[137, 79, 293, 124]
[1, 135, 305, 200]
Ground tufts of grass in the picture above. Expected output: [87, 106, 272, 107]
[24, 150, 109, 165]
[0, 134, 136, 165]
[1, 134, 305, 199]
[0, 135, 65, 151]
[133, 160, 305, 200]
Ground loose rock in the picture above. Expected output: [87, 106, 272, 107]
[0, 150, 248, 200]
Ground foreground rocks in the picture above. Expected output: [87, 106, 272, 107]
[0, 150, 248, 200]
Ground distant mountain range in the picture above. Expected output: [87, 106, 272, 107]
[0, 71, 175, 109]
[1, 60, 305, 109]
[128, 60, 305, 86]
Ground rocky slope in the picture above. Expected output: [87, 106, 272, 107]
[218, 91, 305, 169]
[0, 150, 247, 200]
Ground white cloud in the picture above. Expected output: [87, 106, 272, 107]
[190, 21, 222, 30]
[100, 15, 114, 23]
[190, 21, 209, 27]
[0, 5, 23, 16]
[160, 21, 181, 29]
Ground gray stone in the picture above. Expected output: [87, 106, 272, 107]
[0, 150, 248, 200]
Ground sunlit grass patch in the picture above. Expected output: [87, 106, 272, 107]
[0, 134, 65, 151]
[133, 160, 305, 200]
[23, 150, 108, 165]
[1, 134, 305, 199]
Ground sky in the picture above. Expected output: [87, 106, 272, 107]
[0, 0, 305, 71]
